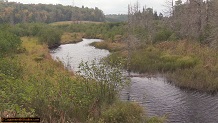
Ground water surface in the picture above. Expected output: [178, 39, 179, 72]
[50, 39, 110, 72]
[50, 39, 218, 123]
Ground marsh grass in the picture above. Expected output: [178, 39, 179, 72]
[156, 41, 218, 92]
[106, 40, 218, 92]
[90, 41, 126, 52]
[61, 32, 83, 44]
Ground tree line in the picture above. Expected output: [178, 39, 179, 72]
[0, 1, 105, 24]
[169, 0, 218, 47]
[127, 0, 218, 49]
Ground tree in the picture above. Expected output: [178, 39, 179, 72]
[159, 12, 163, 20]
[208, 0, 218, 48]
[0, 2, 105, 24]
[153, 11, 158, 20]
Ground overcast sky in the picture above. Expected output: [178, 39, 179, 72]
[8, 0, 186, 14]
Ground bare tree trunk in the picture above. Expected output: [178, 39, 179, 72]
[127, 3, 141, 76]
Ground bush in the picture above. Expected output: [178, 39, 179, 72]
[0, 58, 23, 78]
[78, 59, 129, 105]
[6, 23, 62, 49]
[38, 26, 63, 48]
[10, 23, 45, 37]
[154, 28, 172, 43]
[0, 31, 21, 57]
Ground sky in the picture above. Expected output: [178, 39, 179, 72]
[8, 0, 186, 15]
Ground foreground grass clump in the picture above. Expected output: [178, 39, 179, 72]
[0, 37, 155, 122]
[88, 101, 165, 123]
[101, 102, 144, 123]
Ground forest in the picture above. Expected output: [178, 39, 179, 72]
[0, 1, 105, 24]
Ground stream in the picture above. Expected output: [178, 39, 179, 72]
[50, 39, 218, 123]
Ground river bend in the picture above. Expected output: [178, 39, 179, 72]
[50, 39, 218, 123]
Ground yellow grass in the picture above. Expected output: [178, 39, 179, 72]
[19, 37, 75, 82]
[61, 32, 83, 44]
[91, 41, 126, 52]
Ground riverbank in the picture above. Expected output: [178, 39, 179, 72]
[92, 40, 218, 92]
[0, 37, 164, 122]
[90, 41, 126, 52]
[60, 32, 83, 44]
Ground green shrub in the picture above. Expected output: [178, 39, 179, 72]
[0, 31, 21, 57]
[38, 26, 63, 48]
[10, 23, 45, 37]
[78, 59, 129, 105]
[154, 28, 172, 43]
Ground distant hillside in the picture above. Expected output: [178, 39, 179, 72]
[105, 14, 128, 22]
[0, 1, 105, 24]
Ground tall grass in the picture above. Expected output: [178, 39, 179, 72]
[60, 32, 83, 44]
[90, 41, 126, 52]
[158, 41, 218, 92]
[115, 45, 198, 74]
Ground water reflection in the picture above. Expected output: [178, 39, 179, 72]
[121, 76, 218, 123]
